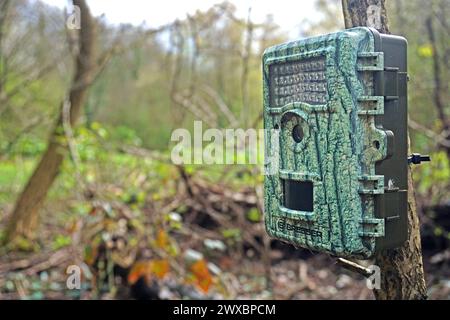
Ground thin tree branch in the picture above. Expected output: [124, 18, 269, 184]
[408, 117, 450, 148]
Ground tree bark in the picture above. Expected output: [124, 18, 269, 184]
[5, 0, 95, 243]
[341, 0, 427, 300]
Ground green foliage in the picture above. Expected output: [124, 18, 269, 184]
[246, 208, 262, 223]
[51, 234, 72, 250]
[110, 125, 142, 147]
[9, 137, 46, 157]
[222, 228, 241, 240]
[0, 159, 35, 205]
[7, 235, 40, 252]
[413, 151, 450, 202]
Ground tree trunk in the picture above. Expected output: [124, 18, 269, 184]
[5, 0, 95, 243]
[341, 0, 427, 300]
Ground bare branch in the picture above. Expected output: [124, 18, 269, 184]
[173, 92, 217, 127]
[201, 85, 238, 127]
[408, 117, 450, 148]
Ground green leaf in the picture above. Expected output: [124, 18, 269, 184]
[417, 44, 433, 58]
[52, 234, 72, 250]
[246, 208, 262, 222]
[222, 228, 241, 239]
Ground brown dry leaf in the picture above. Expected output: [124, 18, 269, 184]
[218, 256, 233, 270]
[89, 206, 99, 216]
[66, 219, 82, 234]
[156, 228, 169, 249]
[150, 259, 170, 279]
[190, 259, 213, 293]
[127, 261, 152, 285]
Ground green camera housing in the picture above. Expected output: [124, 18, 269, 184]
[263, 27, 408, 259]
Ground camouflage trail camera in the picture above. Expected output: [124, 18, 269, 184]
[263, 27, 409, 259]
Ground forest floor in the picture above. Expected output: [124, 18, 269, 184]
[1, 196, 448, 299]
[0, 142, 449, 300]
[0, 242, 449, 299]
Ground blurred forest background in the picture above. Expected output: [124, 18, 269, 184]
[0, 0, 449, 299]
